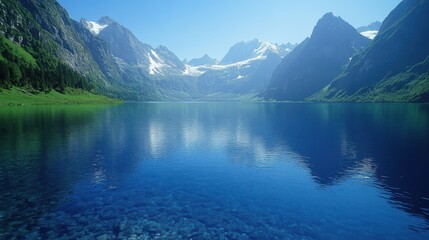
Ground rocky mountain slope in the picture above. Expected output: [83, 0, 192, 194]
[264, 13, 370, 101]
[0, 0, 108, 84]
[316, 0, 429, 102]
[81, 17, 197, 100]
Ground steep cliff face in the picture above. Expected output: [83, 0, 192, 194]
[0, 0, 110, 85]
[85, 17, 188, 79]
[81, 17, 198, 100]
[318, 0, 429, 102]
[73, 22, 122, 83]
[264, 13, 370, 101]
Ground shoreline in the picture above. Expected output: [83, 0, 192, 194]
[0, 87, 123, 106]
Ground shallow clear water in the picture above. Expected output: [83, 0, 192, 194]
[1, 102, 429, 239]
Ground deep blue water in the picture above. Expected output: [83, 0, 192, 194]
[1, 102, 429, 239]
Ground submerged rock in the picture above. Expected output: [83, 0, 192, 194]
[143, 221, 161, 233]
[96, 233, 111, 240]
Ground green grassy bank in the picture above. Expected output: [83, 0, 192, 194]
[0, 87, 123, 106]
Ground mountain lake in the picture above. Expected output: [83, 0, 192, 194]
[1, 102, 428, 239]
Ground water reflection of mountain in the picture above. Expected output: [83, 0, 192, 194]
[94, 103, 429, 225]
[263, 103, 429, 225]
[90, 103, 429, 227]
[2, 103, 428, 237]
[132, 102, 429, 228]
[0, 105, 139, 237]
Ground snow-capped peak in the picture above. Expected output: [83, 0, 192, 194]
[253, 42, 280, 58]
[81, 19, 109, 35]
[183, 40, 296, 77]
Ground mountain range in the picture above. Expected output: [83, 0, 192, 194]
[80, 16, 297, 100]
[195, 40, 296, 98]
[0, 0, 428, 102]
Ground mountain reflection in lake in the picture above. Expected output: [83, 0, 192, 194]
[0, 103, 428, 239]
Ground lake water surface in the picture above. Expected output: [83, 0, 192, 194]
[1, 102, 429, 239]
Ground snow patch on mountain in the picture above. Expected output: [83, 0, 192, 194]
[183, 65, 205, 76]
[151, 50, 163, 63]
[357, 21, 381, 40]
[360, 30, 378, 40]
[183, 55, 266, 77]
[148, 50, 166, 75]
[81, 20, 108, 35]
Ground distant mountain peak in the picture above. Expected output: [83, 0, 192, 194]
[322, 12, 335, 18]
[317, 12, 341, 24]
[220, 39, 294, 65]
[98, 16, 115, 25]
[357, 21, 382, 32]
[188, 54, 218, 66]
[311, 12, 360, 41]
[357, 21, 382, 40]
[316, 12, 344, 27]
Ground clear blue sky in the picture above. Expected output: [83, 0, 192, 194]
[58, 0, 401, 60]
